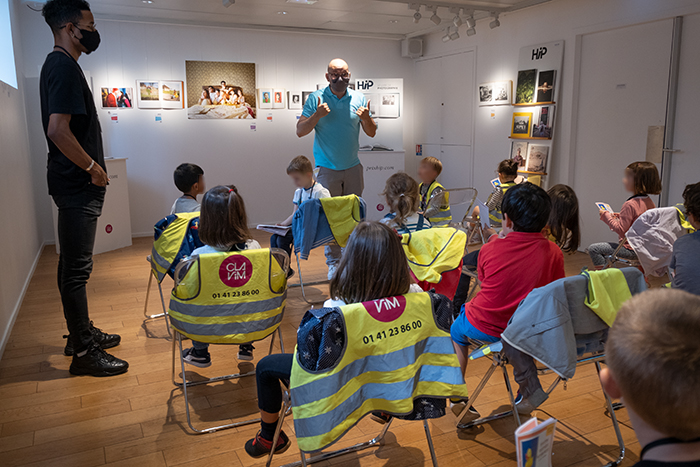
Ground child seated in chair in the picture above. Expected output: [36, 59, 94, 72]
[450, 183, 565, 421]
[242, 221, 451, 458]
[670, 182, 700, 296]
[418, 156, 451, 226]
[587, 161, 661, 269]
[170, 163, 205, 214]
[471, 159, 525, 230]
[270, 155, 330, 278]
[381, 172, 430, 235]
[600, 289, 700, 466]
[181, 185, 261, 367]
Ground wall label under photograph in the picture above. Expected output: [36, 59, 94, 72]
[185, 61, 256, 119]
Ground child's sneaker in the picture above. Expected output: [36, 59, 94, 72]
[182, 347, 211, 368]
[451, 399, 480, 422]
[238, 344, 255, 361]
[244, 430, 290, 458]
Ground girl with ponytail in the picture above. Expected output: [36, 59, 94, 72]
[380, 172, 429, 235]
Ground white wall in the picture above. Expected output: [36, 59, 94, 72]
[17, 8, 416, 236]
[417, 0, 700, 244]
[0, 0, 45, 355]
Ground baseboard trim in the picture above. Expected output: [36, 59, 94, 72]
[0, 241, 47, 359]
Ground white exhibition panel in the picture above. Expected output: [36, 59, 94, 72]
[359, 151, 405, 222]
[52, 159, 133, 255]
[573, 19, 673, 250]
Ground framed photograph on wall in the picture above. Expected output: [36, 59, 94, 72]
[136, 81, 160, 108]
[258, 88, 273, 109]
[288, 91, 302, 110]
[526, 144, 549, 174]
[478, 81, 512, 106]
[511, 112, 533, 138]
[159, 80, 184, 109]
[536, 70, 556, 103]
[272, 89, 286, 109]
[100, 87, 134, 108]
[510, 141, 528, 169]
[532, 105, 555, 138]
[185, 60, 257, 119]
[478, 83, 493, 105]
[515, 69, 537, 105]
[302, 91, 313, 107]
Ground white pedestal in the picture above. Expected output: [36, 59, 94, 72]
[52, 158, 133, 255]
[358, 150, 405, 221]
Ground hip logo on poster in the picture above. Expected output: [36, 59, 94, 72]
[531, 47, 548, 60]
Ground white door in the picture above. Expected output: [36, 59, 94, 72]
[573, 19, 673, 250]
[414, 57, 443, 146]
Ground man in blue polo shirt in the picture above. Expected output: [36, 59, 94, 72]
[297, 58, 377, 278]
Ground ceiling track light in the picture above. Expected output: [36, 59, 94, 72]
[466, 25, 476, 37]
[409, 3, 422, 23]
[449, 28, 460, 41]
[428, 6, 441, 25]
[489, 12, 500, 29]
[442, 28, 451, 42]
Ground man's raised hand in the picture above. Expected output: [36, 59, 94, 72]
[315, 97, 331, 118]
[356, 99, 371, 122]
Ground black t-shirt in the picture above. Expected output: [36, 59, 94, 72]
[40, 50, 105, 196]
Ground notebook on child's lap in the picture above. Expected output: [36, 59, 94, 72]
[257, 224, 290, 236]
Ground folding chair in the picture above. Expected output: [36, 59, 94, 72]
[442, 187, 478, 232]
[267, 292, 466, 467]
[455, 268, 646, 467]
[144, 212, 203, 335]
[169, 248, 289, 434]
[290, 195, 366, 305]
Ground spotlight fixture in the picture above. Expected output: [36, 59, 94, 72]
[413, 10, 422, 23]
[466, 25, 476, 37]
[453, 15, 462, 27]
[449, 28, 460, 40]
[489, 12, 500, 29]
[429, 6, 441, 25]
[442, 28, 451, 42]
[465, 14, 476, 30]
[222, 0, 234, 7]
[409, 3, 421, 23]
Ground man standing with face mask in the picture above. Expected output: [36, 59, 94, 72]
[40, 0, 128, 377]
[297, 58, 377, 278]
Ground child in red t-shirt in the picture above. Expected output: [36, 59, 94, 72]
[450, 183, 565, 419]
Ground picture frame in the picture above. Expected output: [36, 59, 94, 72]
[302, 91, 313, 106]
[536, 70, 556, 104]
[160, 80, 184, 109]
[100, 87, 134, 109]
[511, 112, 533, 139]
[525, 144, 550, 174]
[478, 80, 512, 106]
[272, 88, 286, 109]
[510, 141, 528, 169]
[185, 60, 257, 119]
[136, 80, 160, 109]
[515, 69, 537, 105]
[258, 88, 273, 109]
[288, 91, 302, 110]
[532, 105, 555, 139]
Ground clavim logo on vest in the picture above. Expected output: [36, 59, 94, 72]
[219, 255, 253, 288]
[364, 295, 407, 323]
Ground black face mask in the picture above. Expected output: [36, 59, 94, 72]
[74, 26, 101, 54]
[330, 75, 350, 92]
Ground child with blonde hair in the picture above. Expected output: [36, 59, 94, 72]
[380, 172, 429, 235]
[418, 156, 451, 226]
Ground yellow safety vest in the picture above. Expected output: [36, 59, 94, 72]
[488, 181, 517, 224]
[319, 195, 363, 248]
[675, 204, 697, 233]
[151, 212, 201, 283]
[420, 181, 452, 227]
[401, 228, 467, 283]
[168, 249, 287, 344]
[290, 292, 468, 452]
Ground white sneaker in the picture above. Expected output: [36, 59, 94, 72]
[327, 264, 338, 281]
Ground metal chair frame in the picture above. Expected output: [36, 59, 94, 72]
[170, 248, 290, 434]
[605, 239, 641, 270]
[289, 250, 332, 305]
[143, 258, 172, 337]
[266, 389, 439, 467]
[456, 341, 625, 467]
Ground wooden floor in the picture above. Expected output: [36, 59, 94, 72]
[0, 234, 645, 467]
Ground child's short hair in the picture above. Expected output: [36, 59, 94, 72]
[381, 172, 420, 227]
[420, 157, 443, 177]
[626, 161, 662, 195]
[607, 289, 700, 440]
[174, 163, 204, 193]
[497, 159, 519, 178]
[547, 184, 581, 253]
[501, 182, 551, 233]
[683, 182, 700, 221]
[286, 155, 313, 175]
[330, 221, 412, 304]
[198, 185, 251, 250]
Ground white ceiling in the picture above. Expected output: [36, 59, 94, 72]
[82, 0, 552, 39]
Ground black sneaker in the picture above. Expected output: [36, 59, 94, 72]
[69, 342, 129, 377]
[244, 430, 290, 458]
[370, 411, 392, 424]
[64, 321, 121, 356]
[182, 347, 212, 368]
[238, 344, 255, 361]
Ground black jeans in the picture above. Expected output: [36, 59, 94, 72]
[256, 353, 293, 414]
[52, 185, 105, 353]
[270, 231, 294, 259]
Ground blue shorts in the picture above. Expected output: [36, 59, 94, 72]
[451, 308, 500, 347]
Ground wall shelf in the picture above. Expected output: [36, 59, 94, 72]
[513, 101, 556, 107]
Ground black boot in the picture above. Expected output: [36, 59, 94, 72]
[69, 342, 129, 377]
[64, 321, 121, 356]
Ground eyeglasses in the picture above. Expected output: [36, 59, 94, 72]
[60, 22, 97, 31]
[328, 71, 350, 79]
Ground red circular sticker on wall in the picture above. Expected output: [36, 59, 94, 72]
[105, 224, 113, 234]
[219, 255, 253, 288]
[363, 295, 407, 323]
[377, 203, 385, 212]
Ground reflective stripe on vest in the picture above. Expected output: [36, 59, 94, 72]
[422, 181, 452, 226]
[401, 228, 467, 283]
[488, 181, 517, 224]
[168, 249, 286, 344]
[290, 293, 468, 452]
[151, 212, 201, 282]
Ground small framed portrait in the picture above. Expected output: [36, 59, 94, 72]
[511, 112, 533, 139]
